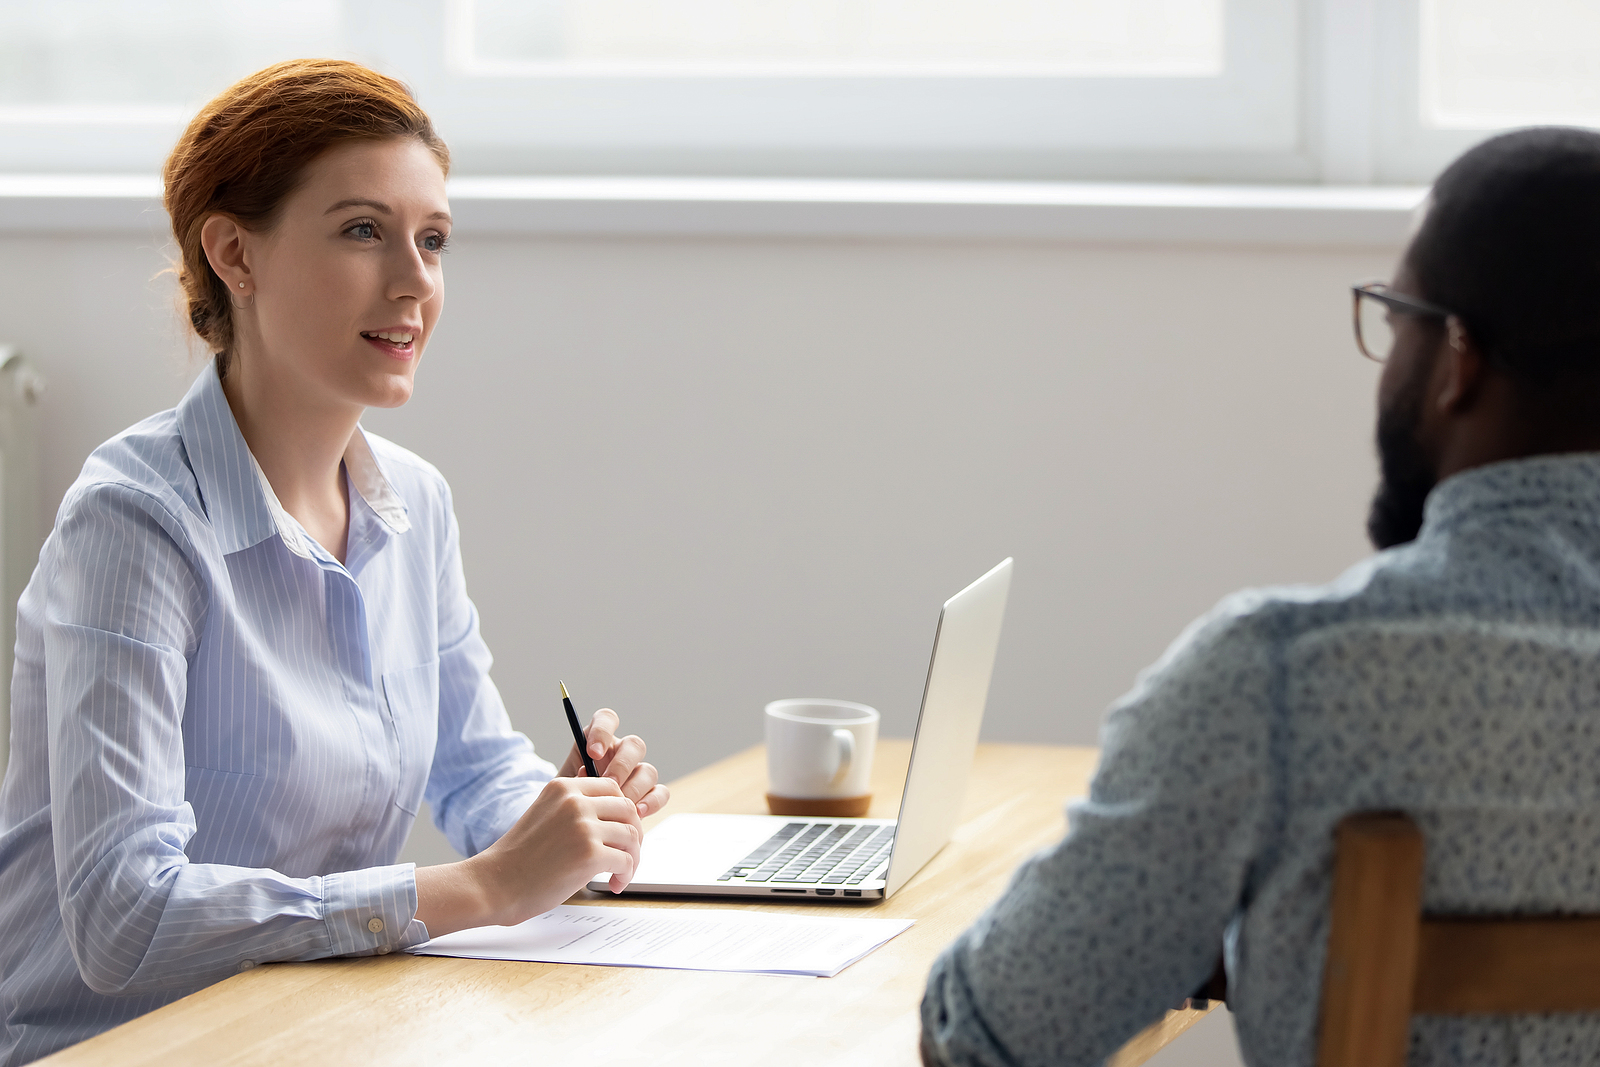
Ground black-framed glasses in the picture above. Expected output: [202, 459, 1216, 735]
[1351, 282, 1455, 363]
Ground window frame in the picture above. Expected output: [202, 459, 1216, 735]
[1368, 0, 1490, 185]
[357, 0, 1305, 180]
[0, 0, 1568, 185]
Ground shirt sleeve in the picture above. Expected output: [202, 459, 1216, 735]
[423, 483, 556, 857]
[920, 594, 1279, 1067]
[45, 482, 428, 998]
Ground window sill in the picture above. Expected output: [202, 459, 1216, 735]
[0, 174, 1426, 248]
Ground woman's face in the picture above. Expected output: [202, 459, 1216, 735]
[240, 137, 449, 412]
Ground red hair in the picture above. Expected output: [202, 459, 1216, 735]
[163, 59, 450, 371]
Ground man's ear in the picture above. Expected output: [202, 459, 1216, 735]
[199, 214, 251, 293]
[1435, 316, 1486, 415]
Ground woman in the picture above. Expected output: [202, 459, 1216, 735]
[0, 59, 667, 1065]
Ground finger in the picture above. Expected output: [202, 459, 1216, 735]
[556, 746, 586, 778]
[597, 735, 647, 787]
[594, 824, 642, 893]
[594, 814, 643, 854]
[572, 775, 625, 797]
[616, 759, 659, 806]
[587, 793, 644, 826]
[596, 845, 638, 893]
[636, 782, 671, 818]
[584, 708, 621, 761]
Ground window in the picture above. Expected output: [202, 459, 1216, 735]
[0, 2, 341, 109]
[1422, 0, 1600, 127]
[0, 0, 340, 172]
[417, 0, 1294, 179]
[459, 0, 1224, 74]
[0, 0, 1595, 184]
[1371, 0, 1600, 183]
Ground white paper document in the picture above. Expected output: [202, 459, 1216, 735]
[410, 904, 913, 978]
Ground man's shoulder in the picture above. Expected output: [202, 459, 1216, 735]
[1193, 548, 1439, 648]
[1095, 555, 1435, 801]
[1121, 551, 1439, 715]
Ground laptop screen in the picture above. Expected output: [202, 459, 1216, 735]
[881, 558, 1013, 897]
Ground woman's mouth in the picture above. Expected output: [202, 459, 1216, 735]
[361, 329, 417, 359]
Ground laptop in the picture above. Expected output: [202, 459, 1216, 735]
[590, 557, 1013, 902]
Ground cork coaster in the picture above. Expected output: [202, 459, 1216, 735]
[766, 793, 873, 818]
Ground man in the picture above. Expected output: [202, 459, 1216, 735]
[921, 127, 1600, 1066]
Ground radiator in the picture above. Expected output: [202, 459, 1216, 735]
[0, 346, 43, 781]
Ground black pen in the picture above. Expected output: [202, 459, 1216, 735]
[560, 681, 599, 778]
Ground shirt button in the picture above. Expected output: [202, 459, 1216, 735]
[368, 917, 385, 934]
[377, 945, 391, 955]
[239, 960, 257, 972]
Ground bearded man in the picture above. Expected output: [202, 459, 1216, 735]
[921, 126, 1600, 1067]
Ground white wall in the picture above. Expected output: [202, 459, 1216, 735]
[0, 226, 1396, 842]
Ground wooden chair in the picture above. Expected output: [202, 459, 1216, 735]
[1319, 811, 1600, 1067]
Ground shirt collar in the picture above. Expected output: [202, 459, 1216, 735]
[176, 360, 410, 557]
[1422, 452, 1600, 535]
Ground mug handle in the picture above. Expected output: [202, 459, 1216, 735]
[830, 729, 855, 786]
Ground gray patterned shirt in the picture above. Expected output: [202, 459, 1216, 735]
[923, 452, 1600, 1067]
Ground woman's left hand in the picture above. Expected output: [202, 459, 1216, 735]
[558, 708, 671, 817]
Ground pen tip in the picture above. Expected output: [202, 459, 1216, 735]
[560, 680, 569, 700]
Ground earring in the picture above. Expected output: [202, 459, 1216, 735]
[238, 282, 245, 289]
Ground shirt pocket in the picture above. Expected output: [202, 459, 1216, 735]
[381, 660, 440, 816]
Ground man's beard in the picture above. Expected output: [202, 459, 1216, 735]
[1366, 366, 1437, 550]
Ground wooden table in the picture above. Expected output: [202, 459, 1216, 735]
[39, 741, 1211, 1066]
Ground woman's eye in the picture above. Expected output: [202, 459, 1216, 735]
[422, 233, 450, 254]
[347, 221, 377, 240]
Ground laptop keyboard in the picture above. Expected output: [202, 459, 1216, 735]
[718, 822, 895, 885]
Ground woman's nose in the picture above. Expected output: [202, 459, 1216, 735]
[388, 244, 435, 303]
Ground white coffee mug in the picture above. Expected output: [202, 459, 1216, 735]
[765, 699, 879, 806]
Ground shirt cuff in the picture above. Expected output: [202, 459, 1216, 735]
[320, 864, 431, 957]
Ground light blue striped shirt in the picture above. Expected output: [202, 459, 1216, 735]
[0, 362, 555, 1064]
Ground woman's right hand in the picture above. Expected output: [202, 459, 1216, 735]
[415, 776, 642, 936]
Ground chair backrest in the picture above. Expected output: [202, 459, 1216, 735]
[1318, 811, 1600, 1067]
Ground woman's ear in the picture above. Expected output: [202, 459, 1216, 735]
[1435, 316, 1485, 415]
[199, 215, 252, 296]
